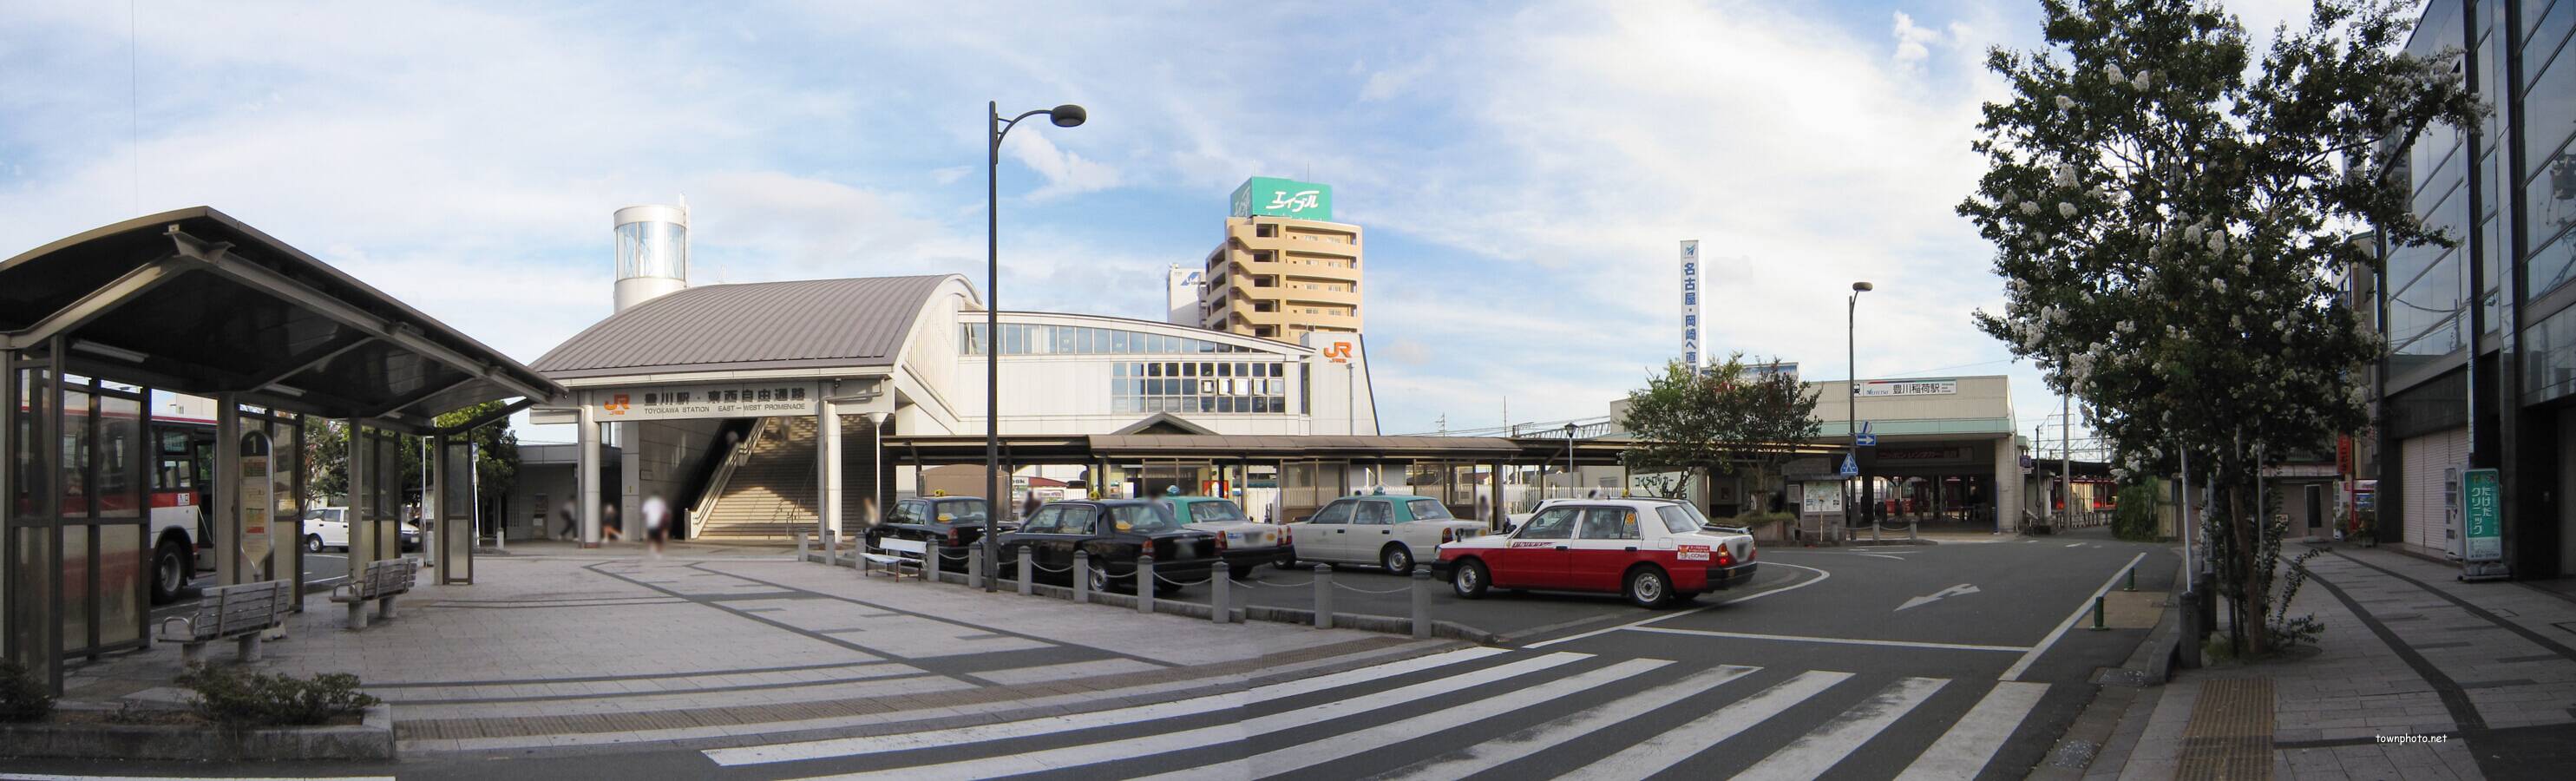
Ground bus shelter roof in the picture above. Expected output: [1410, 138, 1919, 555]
[886, 433, 1632, 466]
[0, 207, 562, 432]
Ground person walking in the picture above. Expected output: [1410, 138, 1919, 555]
[641, 495, 669, 560]
[601, 502, 623, 542]
[556, 499, 578, 541]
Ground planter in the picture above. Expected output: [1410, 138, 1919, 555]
[0, 702, 394, 761]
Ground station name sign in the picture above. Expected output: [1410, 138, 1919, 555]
[1858, 379, 1957, 397]
[593, 383, 820, 421]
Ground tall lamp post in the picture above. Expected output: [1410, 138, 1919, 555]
[986, 101, 1085, 592]
[1563, 423, 1577, 500]
[1848, 281, 1872, 535]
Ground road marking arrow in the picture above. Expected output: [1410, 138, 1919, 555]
[1897, 583, 1981, 612]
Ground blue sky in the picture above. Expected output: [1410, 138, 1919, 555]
[0, 0, 2318, 441]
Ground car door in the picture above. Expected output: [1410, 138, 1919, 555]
[1298, 499, 1356, 561]
[1567, 506, 1646, 593]
[1494, 506, 1578, 589]
[320, 508, 348, 548]
[1350, 500, 1399, 562]
[1013, 505, 1072, 574]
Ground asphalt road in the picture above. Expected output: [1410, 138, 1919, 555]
[24, 527, 2175, 780]
[149, 550, 351, 622]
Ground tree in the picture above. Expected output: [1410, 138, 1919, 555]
[1618, 353, 1824, 513]
[432, 402, 521, 526]
[1964, 0, 2481, 654]
[296, 405, 519, 523]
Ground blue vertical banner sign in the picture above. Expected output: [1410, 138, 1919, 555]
[1680, 240, 1701, 371]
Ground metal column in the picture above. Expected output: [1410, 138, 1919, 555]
[578, 398, 601, 546]
[215, 395, 243, 587]
[819, 397, 842, 540]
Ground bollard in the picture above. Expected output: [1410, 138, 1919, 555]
[1909, 518, 1918, 542]
[1138, 555, 1157, 614]
[2125, 567, 2137, 593]
[1873, 522, 1882, 544]
[1073, 549, 1091, 604]
[2091, 594, 2107, 631]
[1212, 561, 1232, 624]
[1314, 563, 1334, 629]
[824, 530, 838, 565]
[1411, 569, 1433, 640]
[967, 548, 984, 589]
[796, 529, 810, 562]
[927, 544, 943, 585]
[1018, 547, 1034, 596]
[496, 528, 506, 552]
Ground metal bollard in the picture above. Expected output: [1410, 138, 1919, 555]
[2125, 568, 2137, 592]
[824, 530, 838, 565]
[2091, 595, 2107, 630]
[967, 548, 984, 589]
[1073, 549, 1091, 604]
[1138, 555, 1156, 614]
[796, 529, 810, 562]
[1018, 548, 1034, 596]
[1212, 561, 1232, 624]
[496, 528, 506, 552]
[927, 544, 943, 585]
[1314, 563, 1334, 629]
[1411, 569, 1433, 639]
[1909, 518, 1918, 541]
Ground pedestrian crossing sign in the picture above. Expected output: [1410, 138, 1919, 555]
[1840, 454, 1858, 476]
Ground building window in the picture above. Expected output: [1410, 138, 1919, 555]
[1257, 224, 1277, 238]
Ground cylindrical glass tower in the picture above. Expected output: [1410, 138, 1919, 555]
[613, 204, 689, 312]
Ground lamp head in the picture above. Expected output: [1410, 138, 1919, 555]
[1852, 281, 1875, 292]
[1049, 104, 1087, 128]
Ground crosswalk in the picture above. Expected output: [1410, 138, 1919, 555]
[702, 648, 2053, 780]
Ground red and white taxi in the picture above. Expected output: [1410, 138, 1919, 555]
[1432, 498, 1756, 607]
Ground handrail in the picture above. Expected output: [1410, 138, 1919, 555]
[689, 418, 770, 538]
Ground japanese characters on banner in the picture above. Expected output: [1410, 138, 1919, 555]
[1680, 240, 1701, 371]
[1856, 379, 1958, 397]
[593, 383, 822, 421]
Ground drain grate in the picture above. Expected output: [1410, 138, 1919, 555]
[2177, 678, 2274, 780]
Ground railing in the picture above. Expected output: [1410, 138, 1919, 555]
[688, 417, 770, 539]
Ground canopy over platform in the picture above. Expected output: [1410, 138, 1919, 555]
[886, 433, 1634, 465]
[0, 207, 561, 430]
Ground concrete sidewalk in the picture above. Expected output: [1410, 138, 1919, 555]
[62, 552, 1455, 759]
[2089, 544, 2576, 780]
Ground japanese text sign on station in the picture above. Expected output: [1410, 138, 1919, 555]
[1680, 240, 1701, 371]
[594, 383, 820, 421]
[2465, 468, 2501, 561]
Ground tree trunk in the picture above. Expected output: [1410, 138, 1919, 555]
[2222, 479, 2271, 656]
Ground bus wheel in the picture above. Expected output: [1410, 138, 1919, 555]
[151, 538, 191, 605]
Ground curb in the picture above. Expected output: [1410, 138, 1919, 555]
[0, 702, 395, 761]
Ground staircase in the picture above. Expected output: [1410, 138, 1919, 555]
[695, 417, 821, 539]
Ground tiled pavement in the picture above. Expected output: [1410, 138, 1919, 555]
[62, 548, 1457, 758]
[2100, 545, 2576, 780]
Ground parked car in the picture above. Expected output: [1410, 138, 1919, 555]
[1284, 495, 1485, 575]
[301, 507, 423, 553]
[868, 496, 1006, 565]
[1159, 496, 1289, 577]
[993, 499, 1218, 595]
[1432, 497, 1757, 608]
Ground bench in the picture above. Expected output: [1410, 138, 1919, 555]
[330, 557, 418, 629]
[154, 580, 292, 665]
[860, 537, 928, 578]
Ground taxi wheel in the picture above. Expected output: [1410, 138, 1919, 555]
[1452, 560, 1490, 599]
[1088, 563, 1122, 594]
[1380, 544, 1415, 575]
[1626, 566, 1674, 608]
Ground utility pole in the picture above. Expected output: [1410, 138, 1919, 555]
[2061, 396, 2073, 529]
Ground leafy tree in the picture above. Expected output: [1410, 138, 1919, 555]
[1964, 0, 2480, 653]
[296, 404, 517, 521]
[1618, 353, 1823, 511]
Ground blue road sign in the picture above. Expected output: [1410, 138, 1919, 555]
[1854, 433, 1878, 448]
[1840, 454, 1859, 476]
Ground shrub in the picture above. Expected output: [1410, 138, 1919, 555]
[175, 664, 378, 727]
[2112, 479, 2166, 541]
[0, 659, 53, 723]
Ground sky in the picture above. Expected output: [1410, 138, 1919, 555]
[0, 0, 2322, 443]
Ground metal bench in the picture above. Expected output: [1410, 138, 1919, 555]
[329, 557, 418, 629]
[860, 537, 928, 578]
[154, 580, 292, 665]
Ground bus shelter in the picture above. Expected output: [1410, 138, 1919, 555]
[0, 207, 561, 692]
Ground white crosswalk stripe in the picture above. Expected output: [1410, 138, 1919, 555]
[1368, 663, 1761, 781]
[1736, 677, 1949, 780]
[786, 652, 1591, 780]
[737, 648, 2055, 781]
[1899, 680, 2050, 780]
[1135, 658, 1675, 781]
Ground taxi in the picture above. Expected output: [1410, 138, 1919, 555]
[1431, 497, 1756, 607]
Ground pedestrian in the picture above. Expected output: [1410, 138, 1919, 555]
[641, 495, 669, 559]
[1019, 494, 1042, 522]
[556, 499, 578, 540]
[601, 502, 623, 541]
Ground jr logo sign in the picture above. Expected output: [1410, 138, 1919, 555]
[1323, 342, 1354, 363]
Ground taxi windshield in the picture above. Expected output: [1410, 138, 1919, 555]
[1655, 504, 1709, 535]
[1183, 501, 1245, 524]
[1406, 499, 1452, 520]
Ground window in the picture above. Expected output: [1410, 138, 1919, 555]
[935, 498, 991, 523]
[1579, 508, 1640, 540]
[892, 500, 930, 523]
[1108, 504, 1176, 533]
[1019, 506, 1063, 534]
[1406, 499, 1452, 521]
[1309, 501, 1353, 524]
[1354, 501, 1393, 525]
[1655, 504, 1710, 535]
[1517, 508, 1577, 540]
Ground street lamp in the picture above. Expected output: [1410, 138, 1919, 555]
[1563, 423, 1577, 500]
[986, 102, 1085, 592]
[1848, 281, 1872, 534]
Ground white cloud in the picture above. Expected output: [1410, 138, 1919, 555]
[1004, 128, 1123, 200]
[1893, 11, 1943, 65]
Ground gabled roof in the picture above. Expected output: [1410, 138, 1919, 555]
[1110, 412, 1219, 436]
[533, 275, 961, 379]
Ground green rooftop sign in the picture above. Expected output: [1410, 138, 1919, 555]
[1230, 176, 1333, 221]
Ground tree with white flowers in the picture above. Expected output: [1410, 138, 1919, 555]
[1965, 0, 2481, 654]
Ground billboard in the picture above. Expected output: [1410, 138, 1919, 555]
[1680, 240, 1701, 371]
[1231, 177, 1334, 221]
